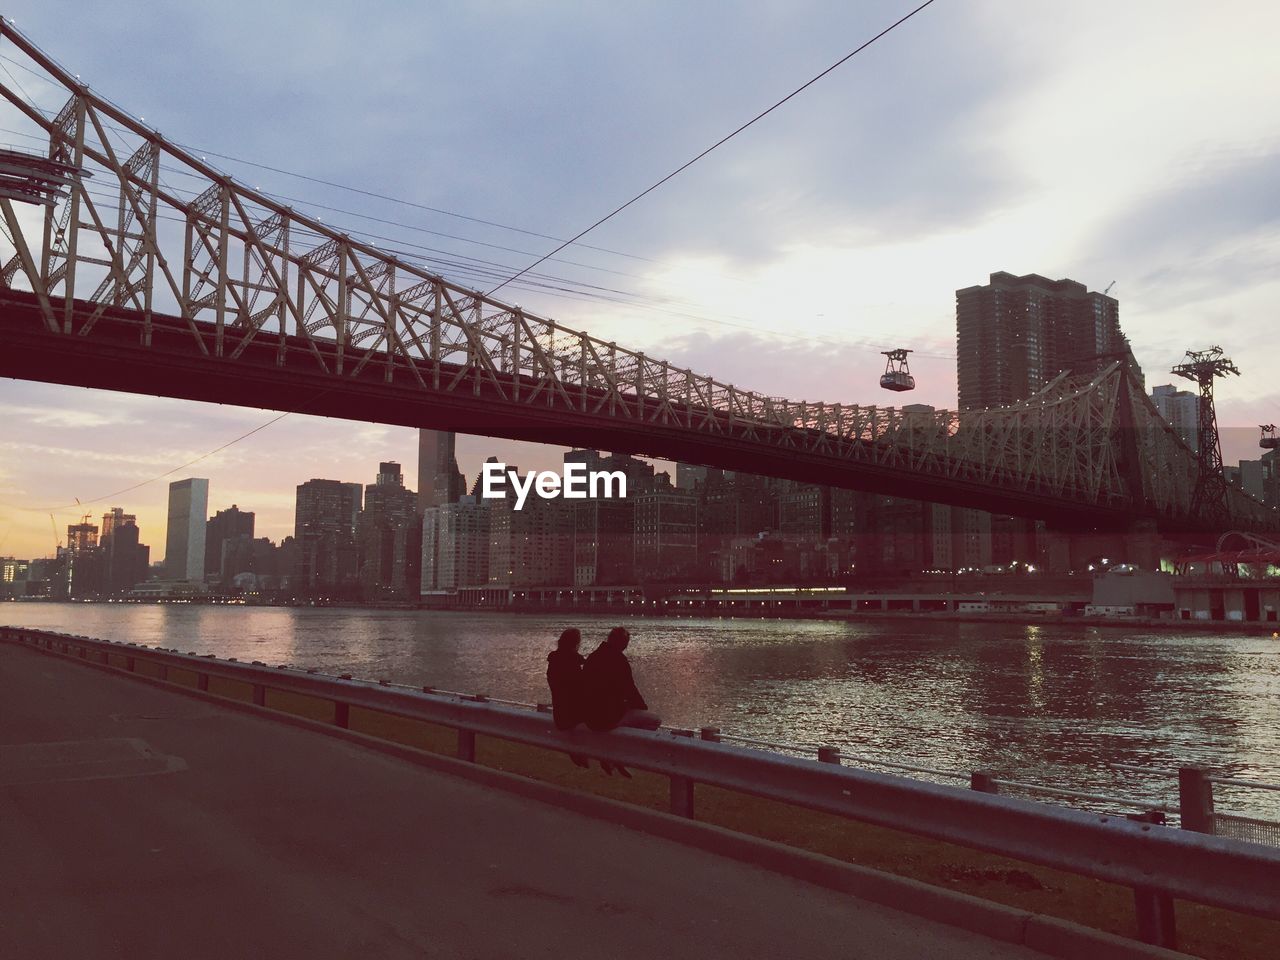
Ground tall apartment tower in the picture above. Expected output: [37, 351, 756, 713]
[205, 505, 256, 584]
[417, 429, 466, 512]
[955, 272, 1127, 410]
[295, 479, 361, 594]
[358, 461, 421, 598]
[1150, 384, 1201, 453]
[165, 478, 209, 581]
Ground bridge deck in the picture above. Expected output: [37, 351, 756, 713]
[0, 641, 1043, 960]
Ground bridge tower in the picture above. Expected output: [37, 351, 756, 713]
[1172, 346, 1239, 525]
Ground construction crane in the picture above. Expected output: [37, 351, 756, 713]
[49, 514, 62, 555]
[879, 349, 915, 392]
[1103, 281, 1116, 296]
[1262, 424, 1279, 450]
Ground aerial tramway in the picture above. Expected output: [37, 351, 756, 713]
[879, 348, 915, 392]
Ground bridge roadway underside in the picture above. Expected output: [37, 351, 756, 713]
[0, 642, 1045, 960]
[1, 291, 1138, 530]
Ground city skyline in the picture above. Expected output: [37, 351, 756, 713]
[1, 0, 1279, 560]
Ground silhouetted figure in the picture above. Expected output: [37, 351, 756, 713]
[546, 627, 589, 768]
[583, 627, 662, 734]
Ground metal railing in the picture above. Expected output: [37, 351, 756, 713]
[5, 626, 1280, 951]
[1108, 761, 1280, 844]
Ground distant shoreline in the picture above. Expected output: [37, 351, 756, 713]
[5, 597, 1278, 636]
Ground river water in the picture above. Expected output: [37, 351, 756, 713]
[4, 603, 1278, 819]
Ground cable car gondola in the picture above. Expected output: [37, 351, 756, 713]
[1262, 424, 1278, 450]
[880, 348, 915, 392]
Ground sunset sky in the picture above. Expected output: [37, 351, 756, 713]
[1, 0, 1278, 561]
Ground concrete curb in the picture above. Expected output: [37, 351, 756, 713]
[9, 638, 1189, 959]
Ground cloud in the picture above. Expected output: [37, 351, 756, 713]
[1083, 150, 1280, 301]
[4, 406, 136, 429]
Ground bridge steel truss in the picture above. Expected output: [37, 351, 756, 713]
[0, 22, 1272, 534]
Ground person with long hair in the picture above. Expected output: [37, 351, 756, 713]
[545, 627, 590, 768]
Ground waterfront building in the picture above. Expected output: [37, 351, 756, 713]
[100, 507, 136, 541]
[205, 505, 255, 584]
[573, 498, 634, 586]
[778, 482, 827, 541]
[357, 461, 421, 599]
[956, 272, 1132, 411]
[487, 483, 573, 588]
[1150, 384, 1200, 453]
[218, 535, 280, 588]
[102, 520, 150, 595]
[1, 556, 29, 599]
[294, 479, 361, 596]
[952, 512, 998, 570]
[633, 473, 698, 582]
[164, 478, 209, 582]
[417, 429, 466, 513]
[427, 496, 490, 591]
[990, 515, 1040, 567]
[698, 471, 777, 570]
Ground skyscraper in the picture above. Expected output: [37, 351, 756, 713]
[102, 519, 150, 595]
[417, 429, 466, 512]
[633, 474, 698, 581]
[357, 461, 421, 599]
[205, 505, 256, 584]
[955, 272, 1128, 410]
[165, 478, 209, 581]
[100, 507, 137, 541]
[1151, 384, 1200, 453]
[295, 479, 361, 595]
[421, 496, 490, 592]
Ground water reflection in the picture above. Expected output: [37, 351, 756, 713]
[4, 604, 1277, 817]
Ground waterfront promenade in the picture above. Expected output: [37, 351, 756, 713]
[0, 641, 1049, 960]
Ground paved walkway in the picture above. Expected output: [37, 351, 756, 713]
[0, 641, 1045, 960]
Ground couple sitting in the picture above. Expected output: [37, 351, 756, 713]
[545, 626, 661, 776]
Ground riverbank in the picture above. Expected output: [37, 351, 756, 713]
[817, 610, 1280, 636]
[8, 594, 1280, 635]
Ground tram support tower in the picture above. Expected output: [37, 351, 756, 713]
[1172, 346, 1239, 525]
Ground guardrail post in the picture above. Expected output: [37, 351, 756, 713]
[670, 775, 695, 818]
[1133, 887, 1177, 949]
[818, 746, 841, 764]
[457, 729, 476, 763]
[970, 771, 999, 794]
[333, 702, 350, 728]
[700, 726, 721, 742]
[1178, 766, 1215, 834]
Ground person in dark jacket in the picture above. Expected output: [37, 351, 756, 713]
[546, 628, 590, 768]
[582, 626, 661, 733]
